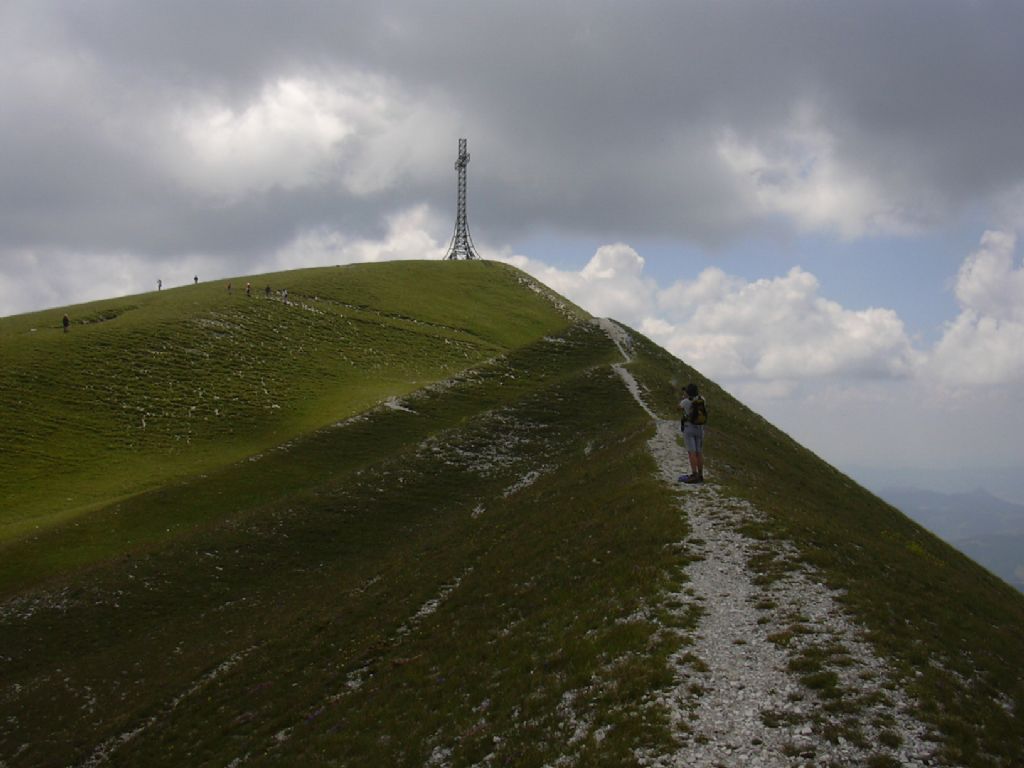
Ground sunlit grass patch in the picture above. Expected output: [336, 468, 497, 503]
[0, 261, 578, 543]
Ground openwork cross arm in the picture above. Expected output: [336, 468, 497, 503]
[444, 138, 481, 260]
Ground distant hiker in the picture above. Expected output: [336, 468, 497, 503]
[282, 288, 288, 302]
[246, 282, 252, 297]
[678, 383, 707, 484]
[62, 314, 70, 333]
[227, 282, 232, 294]
[157, 278, 162, 291]
[194, 275, 198, 285]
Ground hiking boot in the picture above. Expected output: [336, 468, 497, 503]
[684, 474, 703, 484]
[677, 474, 692, 483]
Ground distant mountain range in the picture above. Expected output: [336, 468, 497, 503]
[879, 487, 1024, 592]
[850, 465, 1024, 507]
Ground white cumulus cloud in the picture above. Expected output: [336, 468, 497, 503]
[504, 244, 921, 389]
[653, 267, 921, 384]
[169, 78, 354, 200]
[507, 232, 1024, 394]
[930, 230, 1024, 386]
[166, 75, 456, 201]
[505, 243, 659, 323]
[267, 205, 447, 271]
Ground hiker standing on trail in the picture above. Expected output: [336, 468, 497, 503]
[157, 278, 162, 291]
[678, 383, 707, 484]
[246, 282, 252, 297]
[62, 314, 70, 333]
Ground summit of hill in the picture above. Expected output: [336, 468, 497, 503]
[1, 260, 1021, 767]
[0, 260, 581, 542]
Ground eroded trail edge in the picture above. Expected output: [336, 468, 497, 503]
[596, 318, 945, 768]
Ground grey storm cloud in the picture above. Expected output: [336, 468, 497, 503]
[3, 0, 1024, 268]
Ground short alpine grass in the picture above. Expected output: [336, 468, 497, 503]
[2, 262, 1022, 766]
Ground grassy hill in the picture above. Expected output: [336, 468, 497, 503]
[0, 261, 578, 544]
[1, 261, 1022, 767]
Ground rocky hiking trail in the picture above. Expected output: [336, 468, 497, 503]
[597, 318, 947, 768]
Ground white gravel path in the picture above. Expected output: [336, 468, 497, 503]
[597, 318, 948, 768]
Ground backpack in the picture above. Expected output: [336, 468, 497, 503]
[685, 396, 707, 427]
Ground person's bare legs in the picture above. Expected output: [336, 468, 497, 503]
[687, 451, 704, 481]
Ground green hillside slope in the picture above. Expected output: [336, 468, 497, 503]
[625, 335, 1024, 766]
[0, 261, 580, 541]
[1, 262, 1022, 767]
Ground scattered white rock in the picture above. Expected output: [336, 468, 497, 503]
[382, 397, 416, 414]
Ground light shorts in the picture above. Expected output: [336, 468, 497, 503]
[683, 424, 704, 454]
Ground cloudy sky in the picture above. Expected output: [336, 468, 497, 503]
[3, 1, 1024, 494]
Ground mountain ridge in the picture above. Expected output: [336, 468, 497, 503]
[1, 261, 1022, 766]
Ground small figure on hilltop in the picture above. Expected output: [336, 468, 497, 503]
[265, 285, 271, 298]
[227, 282, 232, 294]
[194, 275, 198, 285]
[678, 382, 707, 484]
[246, 282, 252, 298]
[62, 314, 70, 333]
[157, 278, 162, 291]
